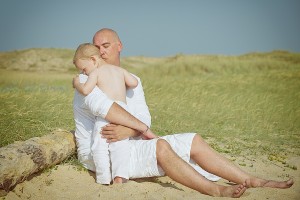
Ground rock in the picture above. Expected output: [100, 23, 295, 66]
[0, 129, 76, 195]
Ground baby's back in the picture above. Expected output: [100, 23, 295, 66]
[96, 64, 127, 103]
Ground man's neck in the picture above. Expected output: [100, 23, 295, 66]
[111, 60, 121, 67]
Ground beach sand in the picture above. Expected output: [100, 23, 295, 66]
[4, 156, 300, 200]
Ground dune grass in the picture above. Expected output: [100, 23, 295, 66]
[0, 70, 75, 146]
[1, 50, 299, 164]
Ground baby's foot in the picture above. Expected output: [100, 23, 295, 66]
[113, 177, 123, 184]
[113, 177, 128, 184]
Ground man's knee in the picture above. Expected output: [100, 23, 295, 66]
[156, 139, 172, 159]
[190, 133, 205, 157]
[193, 133, 204, 142]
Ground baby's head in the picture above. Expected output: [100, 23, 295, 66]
[73, 43, 100, 61]
[73, 43, 102, 74]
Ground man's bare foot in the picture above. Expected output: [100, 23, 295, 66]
[113, 177, 128, 184]
[245, 178, 294, 189]
[219, 182, 247, 198]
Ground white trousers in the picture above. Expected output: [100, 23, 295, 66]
[77, 133, 220, 182]
[91, 102, 131, 184]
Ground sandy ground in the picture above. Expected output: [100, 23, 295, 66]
[3, 156, 300, 200]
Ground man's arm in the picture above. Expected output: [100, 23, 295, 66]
[105, 103, 148, 134]
[101, 123, 141, 142]
[82, 86, 148, 133]
[103, 103, 157, 142]
[79, 74, 150, 140]
[101, 75, 151, 141]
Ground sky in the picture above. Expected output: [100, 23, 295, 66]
[1, 0, 300, 57]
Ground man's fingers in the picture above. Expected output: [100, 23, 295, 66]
[101, 128, 114, 133]
[101, 130, 118, 141]
[107, 139, 117, 143]
[106, 124, 117, 127]
[103, 135, 118, 143]
[101, 130, 113, 136]
[101, 125, 116, 132]
[101, 128, 117, 134]
[100, 124, 125, 142]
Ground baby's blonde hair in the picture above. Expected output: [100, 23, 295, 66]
[73, 43, 100, 63]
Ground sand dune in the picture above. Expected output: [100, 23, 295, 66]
[4, 156, 300, 200]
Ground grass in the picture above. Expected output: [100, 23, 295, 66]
[0, 69, 75, 146]
[0, 49, 300, 163]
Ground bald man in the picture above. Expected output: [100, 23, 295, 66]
[72, 28, 293, 197]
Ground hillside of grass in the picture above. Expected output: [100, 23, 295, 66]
[0, 48, 75, 72]
[1, 48, 300, 163]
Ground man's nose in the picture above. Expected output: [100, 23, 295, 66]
[99, 47, 105, 55]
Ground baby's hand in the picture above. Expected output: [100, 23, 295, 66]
[72, 75, 80, 88]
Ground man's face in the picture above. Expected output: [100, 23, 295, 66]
[93, 31, 122, 66]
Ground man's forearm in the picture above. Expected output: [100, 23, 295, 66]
[105, 102, 148, 134]
[123, 126, 141, 138]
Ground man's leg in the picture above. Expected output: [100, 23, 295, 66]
[156, 139, 247, 197]
[190, 134, 294, 188]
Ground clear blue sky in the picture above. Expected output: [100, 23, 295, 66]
[1, 0, 299, 57]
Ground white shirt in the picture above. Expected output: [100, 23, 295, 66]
[73, 75, 220, 182]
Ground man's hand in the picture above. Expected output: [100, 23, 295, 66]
[141, 128, 158, 140]
[101, 124, 139, 143]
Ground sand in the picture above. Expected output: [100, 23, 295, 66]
[3, 156, 300, 200]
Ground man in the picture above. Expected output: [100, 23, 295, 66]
[73, 28, 293, 197]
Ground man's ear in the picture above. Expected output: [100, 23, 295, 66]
[118, 41, 123, 52]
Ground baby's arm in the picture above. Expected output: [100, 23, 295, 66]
[73, 70, 98, 96]
[123, 69, 138, 89]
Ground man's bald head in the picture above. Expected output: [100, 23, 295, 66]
[93, 28, 120, 44]
[93, 28, 123, 66]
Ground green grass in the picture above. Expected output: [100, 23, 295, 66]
[0, 70, 75, 146]
[1, 49, 300, 162]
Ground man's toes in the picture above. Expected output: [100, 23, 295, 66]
[245, 179, 251, 188]
[233, 184, 247, 198]
[287, 179, 294, 187]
